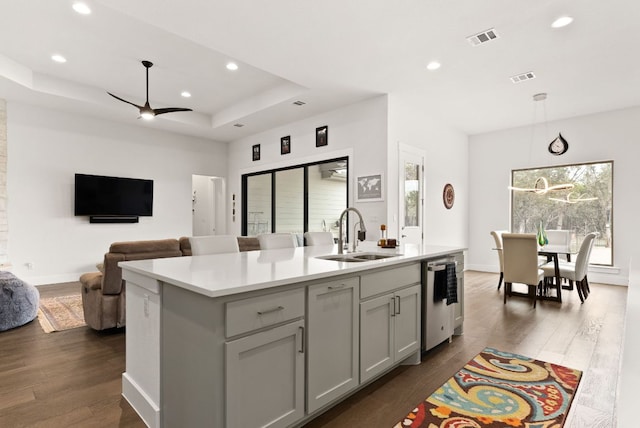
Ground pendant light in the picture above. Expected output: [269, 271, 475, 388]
[508, 93, 574, 194]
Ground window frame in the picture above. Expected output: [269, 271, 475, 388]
[510, 160, 614, 266]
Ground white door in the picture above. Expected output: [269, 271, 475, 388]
[399, 146, 424, 246]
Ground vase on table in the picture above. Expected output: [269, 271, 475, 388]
[537, 222, 548, 247]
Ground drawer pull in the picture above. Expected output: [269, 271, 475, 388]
[328, 283, 346, 290]
[257, 306, 284, 316]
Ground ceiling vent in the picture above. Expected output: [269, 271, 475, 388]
[233, 123, 244, 128]
[510, 71, 536, 83]
[466, 28, 499, 46]
[292, 100, 306, 106]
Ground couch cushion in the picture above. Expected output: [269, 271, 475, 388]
[238, 236, 260, 252]
[80, 272, 103, 290]
[110, 239, 180, 254]
[179, 236, 192, 256]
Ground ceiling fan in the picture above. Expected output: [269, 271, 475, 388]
[107, 60, 192, 120]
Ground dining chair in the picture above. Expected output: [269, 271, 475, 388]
[546, 229, 572, 261]
[490, 230, 508, 290]
[189, 235, 239, 255]
[541, 232, 597, 303]
[257, 233, 298, 250]
[304, 231, 335, 246]
[502, 233, 544, 308]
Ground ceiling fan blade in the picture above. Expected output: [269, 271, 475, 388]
[107, 92, 143, 109]
[153, 107, 193, 116]
[109, 61, 192, 119]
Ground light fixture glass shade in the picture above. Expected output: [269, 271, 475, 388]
[140, 111, 155, 120]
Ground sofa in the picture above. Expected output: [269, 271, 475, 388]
[80, 236, 261, 330]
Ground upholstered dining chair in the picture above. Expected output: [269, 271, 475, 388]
[189, 235, 240, 255]
[545, 230, 572, 261]
[257, 233, 298, 250]
[304, 231, 335, 246]
[541, 232, 597, 303]
[490, 230, 508, 290]
[502, 233, 544, 308]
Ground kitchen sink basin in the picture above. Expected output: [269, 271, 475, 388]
[315, 254, 368, 262]
[350, 253, 396, 260]
[315, 252, 402, 262]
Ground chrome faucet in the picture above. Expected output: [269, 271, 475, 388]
[353, 221, 362, 252]
[338, 207, 367, 254]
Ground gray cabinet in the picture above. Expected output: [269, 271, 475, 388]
[307, 277, 360, 413]
[225, 319, 305, 428]
[360, 283, 421, 383]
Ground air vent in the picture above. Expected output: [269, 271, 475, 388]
[292, 100, 306, 106]
[466, 28, 499, 46]
[233, 123, 244, 128]
[510, 71, 536, 83]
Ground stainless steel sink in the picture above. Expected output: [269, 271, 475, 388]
[315, 252, 401, 262]
[350, 253, 396, 260]
[315, 254, 368, 262]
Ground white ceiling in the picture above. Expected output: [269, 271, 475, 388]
[1, 0, 639, 142]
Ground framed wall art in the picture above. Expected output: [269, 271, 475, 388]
[443, 183, 455, 209]
[281, 136, 291, 155]
[356, 173, 383, 202]
[252, 144, 261, 161]
[316, 125, 328, 147]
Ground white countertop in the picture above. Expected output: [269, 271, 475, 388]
[119, 241, 465, 298]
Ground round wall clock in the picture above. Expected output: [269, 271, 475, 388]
[548, 133, 569, 155]
[443, 183, 455, 209]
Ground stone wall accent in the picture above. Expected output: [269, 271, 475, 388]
[0, 99, 7, 264]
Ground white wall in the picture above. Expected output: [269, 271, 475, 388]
[7, 102, 227, 284]
[227, 96, 388, 239]
[468, 106, 640, 285]
[387, 91, 469, 248]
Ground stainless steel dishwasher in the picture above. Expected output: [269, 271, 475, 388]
[422, 258, 456, 351]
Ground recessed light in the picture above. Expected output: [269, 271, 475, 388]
[72, 2, 91, 15]
[551, 16, 574, 28]
[226, 62, 239, 71]
[51, 54, 67, 63]
[426, 61, 441, 71]
[181, 91, 191, 98]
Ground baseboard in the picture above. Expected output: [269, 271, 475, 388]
[122, 372, 160, 428]
[467, 265, 628, 286]
[26, 273, 85, 286]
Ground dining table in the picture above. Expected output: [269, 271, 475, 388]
[538, 244, 574, 303]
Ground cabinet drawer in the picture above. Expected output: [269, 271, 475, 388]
[226, 288, 305, 338]
[360, 264, 420, 299]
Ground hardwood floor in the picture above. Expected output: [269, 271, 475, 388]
[0, 273, 626, 427]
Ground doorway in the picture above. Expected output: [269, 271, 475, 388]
[399, 145, 425, 246]
[192, 175, 225, 236]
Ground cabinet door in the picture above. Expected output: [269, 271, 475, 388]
[307, 278, 359, 413]
[394, 284, 421, 361]
[226, 320, 304, 428]
[360, 293, 394, 383]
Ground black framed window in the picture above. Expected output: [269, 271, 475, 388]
[242, 157, 348, 241]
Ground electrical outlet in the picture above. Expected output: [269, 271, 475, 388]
[25, 262, 33, 270]
[143, 294, 149, 317]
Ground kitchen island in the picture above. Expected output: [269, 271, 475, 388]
[119, 242, 465, 428]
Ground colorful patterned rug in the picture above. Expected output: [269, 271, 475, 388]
[37, 295, 86, 333]
[395, 347, 582, 428]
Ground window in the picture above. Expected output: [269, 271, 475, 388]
[511, 160, 613, 266]
[242, 158, 348, 241]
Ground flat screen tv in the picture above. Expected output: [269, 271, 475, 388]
[74, 173, 153, 217]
